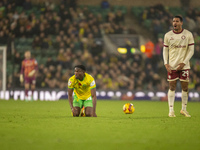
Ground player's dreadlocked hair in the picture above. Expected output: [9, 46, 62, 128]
[74, 65, 86, 71]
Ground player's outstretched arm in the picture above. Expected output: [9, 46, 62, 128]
[91, 88, 97, 117]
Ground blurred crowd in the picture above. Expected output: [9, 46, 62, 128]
[138, 3, 200, 39]
[0, 0, 200, 92]
[136, 3, 200, 91]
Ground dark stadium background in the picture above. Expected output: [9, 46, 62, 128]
[0, 0, 200, 101]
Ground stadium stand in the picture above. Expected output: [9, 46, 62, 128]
[0, 0, 200, 91]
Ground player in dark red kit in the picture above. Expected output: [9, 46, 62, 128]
[20, 51, 38, 101]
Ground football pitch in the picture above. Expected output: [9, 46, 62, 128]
[0, 100, 200, 150]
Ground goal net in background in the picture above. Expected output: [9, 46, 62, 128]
[0, 46, 7, 99]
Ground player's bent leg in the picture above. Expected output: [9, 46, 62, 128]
[72, 95, 83, 117]
[83, 97, 93, 117]
[85, 107, 93, 117]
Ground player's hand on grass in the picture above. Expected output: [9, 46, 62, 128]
[176, 63, 185, 71]
[71, 107, 77, 116]
[165, 64, 172, 73]
[93, 112, 97, 117]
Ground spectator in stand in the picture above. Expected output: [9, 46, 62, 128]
[115, 10, 124, 25]
[32, 36, 41, 49]
[14, 52, 23, 72]
[155, 38, 163, 56]
[185, 16, 196, 32]
[153, 19, 163, 39]
[193, 45, 200, 59]
[46, 57, 55, 67]
[195, 77, 200, 91]
[1, 1, 200, 92]
[23, 0, 32, 10]
[195, 16, 200, 35]
[101, 0, 110, 9]
[145, 38, 154, 59]
[0, 31, 7, 44]
[41, 37, 49, 49]
[57, 48, 70, 68]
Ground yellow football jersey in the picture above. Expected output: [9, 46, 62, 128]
[68, 73, 96, 100]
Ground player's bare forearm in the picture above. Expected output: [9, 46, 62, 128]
[68, 88, 74, 111]
[92, 97, 97, 117]
[165, 64, 172, 73]
[91, 88, 97, 117]
[68, 96, 73, 110]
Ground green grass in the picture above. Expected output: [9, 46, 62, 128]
[0, 100, 200, 150]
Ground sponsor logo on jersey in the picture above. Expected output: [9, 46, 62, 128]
[174, 45, 186, 48]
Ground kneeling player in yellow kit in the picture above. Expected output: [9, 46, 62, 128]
[68, 65, 97, 117]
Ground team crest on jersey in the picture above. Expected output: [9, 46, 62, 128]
[181, 35, 186, 40]
[68, 80, 72, 86]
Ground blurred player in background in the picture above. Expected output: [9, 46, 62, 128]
[163, 15, 194, 117]
[68, 65, 97, 117]
[20, 51, 38, 101]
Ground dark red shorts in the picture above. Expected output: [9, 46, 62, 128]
[167, 69, 189, 82]
[24, 76, 36, 84]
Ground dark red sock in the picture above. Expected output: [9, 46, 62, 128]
[25, 89, 28, 96]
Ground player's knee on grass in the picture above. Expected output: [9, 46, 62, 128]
[85, 107, 93, 117]
[73, 113, 79, 117]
